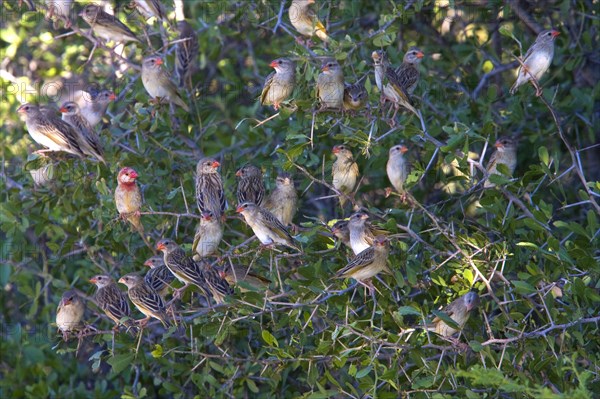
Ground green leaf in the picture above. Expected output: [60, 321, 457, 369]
[261, 330, 279, 347]
[107, 353, 134, 376]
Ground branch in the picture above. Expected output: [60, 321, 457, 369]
[472, 61, 518, 99]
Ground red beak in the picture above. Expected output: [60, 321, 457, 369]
[88, 277, 97, 283]
[359, 214, 369, 220]
[129, 170, 138, 179]
[143, 260, 153, 267]
[212, 161, 220, 168]
[17, 105, 27, 113]
[416, 51, 424, 59]
[156, 243, 165, 251]
[400, 146, 408, 154]
[59, 107, 68, 113]
[332, 146, 340, 154]
[321, 65, 330, 72]
[551, 30, 560, 38]
[155, 58, 163, 65]
[108, 92, 117, 101]
[235, 206, 245, 213]
[61, 298, 72, 306]
[269, 61, 278, 68]
[494, 141, 503, 149]
[235, 170, 242, 177]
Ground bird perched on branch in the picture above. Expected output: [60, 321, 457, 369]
[236, 202, 300, 251]
[288, 0, 329, 43]
[334, 236, 390, 290]
[119, 274, 170, 328]
[89, 275, 131, 329]
[144, 256, 174, 298]
[56, 290, 85, 341]
[60, 101, 106, 164]
[236, 165, 266, 207]
[264, 173, 298, 226]
[142, 55, 190, 112]
[429, 291, 480, 337]
[195, 158, 226, 220]
[330, 220, 351, 249]
[176, 21, 199, 89]
[219, 264, 271, 293]
[386, 144, 409, 196]
[343, 82, 367, 113]
[17, 103, 84, 157]
[317, 60, 345, 110]
[510, 29, 560, 96]
[115, 167, 144, 232]
[332, 145, 359, 208]
[192, 211, 224, 258]
[484, 137, 517, 188]
[74, 89, 115, 127]
[261, 58, 296, 110]
[79, 5, 140, 44]
[195, 259, 234, 304]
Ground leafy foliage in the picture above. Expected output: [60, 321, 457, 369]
[1, 0, 599, 398]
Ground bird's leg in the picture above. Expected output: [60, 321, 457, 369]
[388, 104, 399, 128]
[169, 283, 189, 303]
[137, 317, 151, 327]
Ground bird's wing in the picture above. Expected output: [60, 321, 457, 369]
[335, 247, 375, 277]
[260, 71, 276, 104]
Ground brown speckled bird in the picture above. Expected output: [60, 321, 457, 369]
[510, 30, 560, 96]
[264, 173, 297, 226]
[192, 211, 224, 258]
[288, 0, 329, 42]
[236, 202, 300, 251]
[317, 60, 345, 110]
[56, 290, 85, 341]
[142, 55, 190, 112]
[236, 165, 266, 207]
[195, 259, 233, 304]
[60, 101, 106, 164]
[17, 103, 84, 157]
[334, 236, 390, 288]
[195, 158, 226, 220]
[484, 137, 517, 188]
[430, 291, 480, 337]
[176, 21, 199, 89]
[89, 274, 131, 329]
[79, 5, 140, 43]
[261, 58, 296, 110]
[119, 274, 170, 328]
[115, 167, 144, 232]
[332, 145, 359, 207]
[144, 256, 174, 298]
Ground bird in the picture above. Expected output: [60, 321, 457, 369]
[332, 145, 359, 207]
[334, 236, 390, 289]
[347, 212, 375, 255]
[141, 56, 190, 112]
[119, 274, 170, 328]
[195, 157, 226, 220]
[218, 264, 271, 293]
[343, 82, 367, 113]
[17, 103, 85, 157]
[484, 137, 518, 188]
[156, 239, 213, 299]
[317, 60, 345, 110]
[89, 274, 131, 329]
[236, 202, 300, 251]
[74, 89, 115, 127]
[144, 256, 174, 298]
[264, 172, 298, 226]
[176, 20, 199, 89]
[79, 4, 140, 44]
[132, 0, 165, 21]
[386, 144, 409, 195]
[371, 49, 423, 121]
[288, 0, 329, 43]
[56, 290, 85, 341]
[260, 58, 296, 110]
[510, 29, 560, 96]
[59, 101, 106, 164]
[195, 259, 233, 304]
[192, 211, 224, 258]
[430, 291, 480, 337]
[45, 0, 73, 29]
[236, 165, 266, 207]
[330, 220, 351, 249]
[115, 167, 144, 232]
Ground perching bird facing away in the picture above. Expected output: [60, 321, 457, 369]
[60, 101, 106, 164]
[192, 211, 224, 258]
[176, 20, 199, 89]
[142, 56, 190, 112]
[89, 275, 131, 329]
[195, 158, 226, 220]
[386, 144, 409, 194]
[332, 145, 359, 207]
[144, 256, 175, 297]
[510, 30, 560, 96]
[236, 202, 300, 251]
[288, 0, 329, 42]
[264, 173, 298, 226]
[119, 274, 170, 328]
[115, 167, 144, 232]
[79, 5, 140, 44]
[261, 58, 296, 110]
[430, 291, 480, 337]
[317, 60, 345, 110]
[56, 290, 85, 341]
[236, 165, 266, 207]
[17, 103, 84, 157]
[335, 236, 390, 285]
[194, 259, 234, 304]
[484, 137, 518, 188]
[74, 89, 116, 127]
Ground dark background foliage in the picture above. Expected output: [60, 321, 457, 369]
[1, 0, 599, 397]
